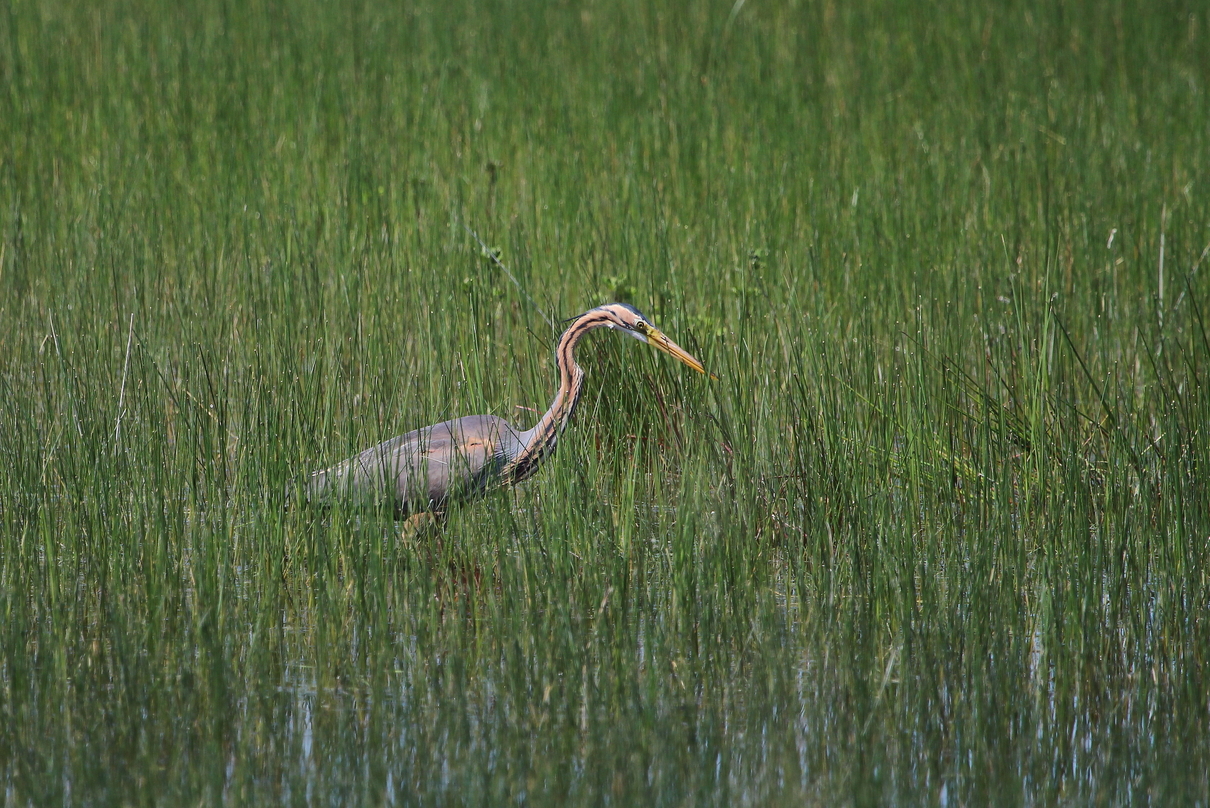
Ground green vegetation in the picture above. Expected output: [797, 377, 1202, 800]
[2, 0, 1208, 802]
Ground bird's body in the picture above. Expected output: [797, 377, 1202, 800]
[303, 303, 706, 518]
[304, 415, 523, 516]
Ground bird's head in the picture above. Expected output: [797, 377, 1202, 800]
[591, 303, 710, 377]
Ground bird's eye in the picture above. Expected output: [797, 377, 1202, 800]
[635, 321, 648, 333]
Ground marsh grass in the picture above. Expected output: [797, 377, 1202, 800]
[2, 0, 1209, 803]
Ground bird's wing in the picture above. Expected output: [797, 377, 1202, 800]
[305, 415, 522, 515]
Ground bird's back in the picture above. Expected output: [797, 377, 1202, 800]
[304, 415, 523, 516]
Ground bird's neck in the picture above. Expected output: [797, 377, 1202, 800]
[529, 352, 585, 457]
[506, 312, 605, 482]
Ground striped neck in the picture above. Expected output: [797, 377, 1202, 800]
[505, 309, 615, 482]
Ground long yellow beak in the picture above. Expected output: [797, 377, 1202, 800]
[645, 327, 714, 378]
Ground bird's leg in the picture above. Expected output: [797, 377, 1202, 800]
[398, 510, 443, 549]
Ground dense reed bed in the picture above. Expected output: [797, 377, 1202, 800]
[2, 0, 1208, 803]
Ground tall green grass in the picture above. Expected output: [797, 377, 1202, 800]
[1, 0, 1208, 803]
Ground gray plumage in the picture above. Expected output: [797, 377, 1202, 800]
[304, 415, 525, 516]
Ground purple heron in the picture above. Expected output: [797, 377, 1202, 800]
[304, 303, 708, 521]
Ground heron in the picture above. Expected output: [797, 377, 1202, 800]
[303, 303, 708, 528]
